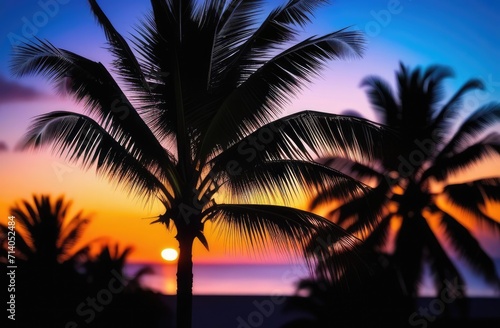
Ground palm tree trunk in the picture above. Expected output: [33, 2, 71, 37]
[176, 233, 195, 328]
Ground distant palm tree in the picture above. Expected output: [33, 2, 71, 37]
[312, 63, 500, 297]
[11, 1, 390, 326]
[0, 194, 90, 267]
[83, 243, 153, 288]
[282, 251, 412, 328]
[0, 195, 171, 327]
[82, 244, 172, 328]
[0, 195, 91, 326]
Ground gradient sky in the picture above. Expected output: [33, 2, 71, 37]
[1, 0, 500, 265]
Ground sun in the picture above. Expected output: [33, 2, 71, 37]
[161, 248, 179, 262]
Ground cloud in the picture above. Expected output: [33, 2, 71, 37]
[0, 141, 8, 152]
[0, 75, 47, 104]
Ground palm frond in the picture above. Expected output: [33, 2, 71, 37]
[422, 133, 500, 182]
[200, 30, 365, 157]
[431, 78, 485, 134]
[58, 212, 91, 261]
[10, 199, 40, 235]
[397, 63, 453, 130]
[218, 0, 261, 32]
[148, 0, 198, 169]
[439, 210, 500, 287]
[205, 203, 360, 281]
[272, 0, 329, 27]
[0, 223, 34, 260]
[309, 166, 383, 209]
[7, 195, 92, 264]
[131, 14, 178, 140]
[193, 0, 223, 30]
[10, 40, 178, 184]
[325, 182, 390, 235]
[88, 0, 149, 93]
[224, 160, 369, 205]
[477, 178, 500, 202]
[85, 244, 138, 282]
[423, 218, 465, 296]
[17, 112, 174, 202]
[421, 64, 454, 106]
[252, 0, 329, 49]
[361, 75, 399, 127]
[444, 181, 500, 233]
[208, 111, 391, 173]
[437, 103, 500, 157]
[317, 156, 384, 182]
[11, 196, 61, 258]
[363, 213, 394, 250]
[211, 0, 263, 88]
[225, 0, 330, 81]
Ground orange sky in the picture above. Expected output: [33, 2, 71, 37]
[0, 149, 240, 264]
[0, 114, 310, 264]
[1, 129, 500, 264]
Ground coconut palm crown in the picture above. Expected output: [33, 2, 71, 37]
[0, 194, 90, 267]
[312, 63, 500, 297]
[11, 1, 391, 326]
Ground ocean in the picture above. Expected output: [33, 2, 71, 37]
[126, 260, 500, 297]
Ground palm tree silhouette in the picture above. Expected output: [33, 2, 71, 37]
[0, 195, 171, 327]
[11, 1, 390, 326]
[82, 244, 172, 328]
[83, 243, 153, 289]
[282, 252, 412, 328]
[1, 194, 90, 267]
[312, 63, 500, 298]
[0, 195, 91, 326]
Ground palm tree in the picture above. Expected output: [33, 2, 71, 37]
[11, 1, 390, 326]
[0, 195, 171, 327]
[282, 251, 412, 328]
[0, 194, 91, 326]
[311, 63, 500, 299]
[82, 244, 173, 328]
[0, 194, 90, 267]
[82, 243, 153, 288]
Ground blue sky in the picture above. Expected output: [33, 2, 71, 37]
[1, 0, 500, 104]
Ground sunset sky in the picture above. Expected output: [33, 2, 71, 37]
[1, 0, 500, 267]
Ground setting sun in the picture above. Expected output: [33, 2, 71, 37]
[161, 248, 179, 262]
